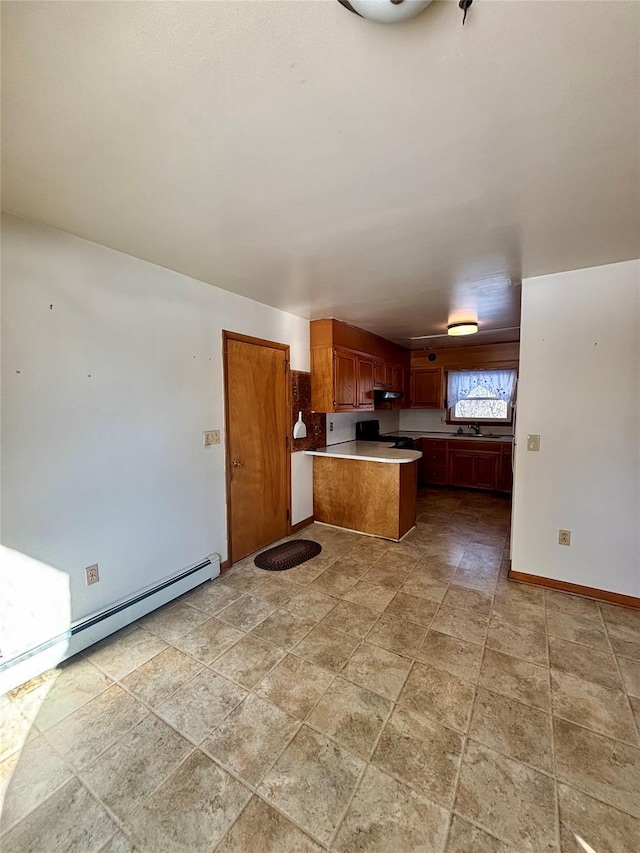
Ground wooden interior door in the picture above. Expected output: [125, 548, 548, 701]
[224, 333, 290, 563]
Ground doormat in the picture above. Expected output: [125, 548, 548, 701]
[254, 540, 322, 571]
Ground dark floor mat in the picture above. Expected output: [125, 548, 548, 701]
[254, 539, 322, 571]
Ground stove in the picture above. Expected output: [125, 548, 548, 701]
[355, 420, 415, 450]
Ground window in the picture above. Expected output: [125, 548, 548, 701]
[447, 369, 517, 424]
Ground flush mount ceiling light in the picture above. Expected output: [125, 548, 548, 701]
[447, 322, 479, 336]
[337, 0, 473, 25]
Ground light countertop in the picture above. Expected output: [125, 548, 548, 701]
[305, 441, 422, 464]
[395, 431, 513, 443]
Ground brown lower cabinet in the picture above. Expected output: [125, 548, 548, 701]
[419, 438, 448, 485]
[313, 456, 418, 541]
[419, 438, 512, 492]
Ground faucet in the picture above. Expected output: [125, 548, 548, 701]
[468, 423, 482, 435]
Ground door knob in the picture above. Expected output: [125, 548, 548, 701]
[232, 458, 244, 468]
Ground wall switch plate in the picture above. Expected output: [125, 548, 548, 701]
[558, 529, 571, 546]
[203, 430, 220, 446]
[527, 434, 541, 451]
[85, 564, 99, 585]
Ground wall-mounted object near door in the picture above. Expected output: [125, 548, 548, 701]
[291, 371, 326, 451]
[293, 411, 307, 440]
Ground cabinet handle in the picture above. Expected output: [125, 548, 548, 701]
[231, 459, 244, 468]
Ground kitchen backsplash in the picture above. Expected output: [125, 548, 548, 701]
[325, 411, 400, 445]
[324, 409, 513, 445]
[399, 409, 513, 435]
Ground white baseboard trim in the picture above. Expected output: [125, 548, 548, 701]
[0, 553, 220, 695]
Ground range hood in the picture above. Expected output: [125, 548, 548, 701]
[374, 389, 404, 402]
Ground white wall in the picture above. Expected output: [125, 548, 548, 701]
[512, 259, 640, 597]
[1, 214, 312, 634]
[325, 410, 400, 446]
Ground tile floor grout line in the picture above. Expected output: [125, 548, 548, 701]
[0, 765, 78, 839]
[598, 601, 640, 745]
[211, 791, 330, 852]
[543, 595, 563, 853]
[199, 708, 304, 795]
[87, 634, 171, 684]
[3, 741, 131, 845]
[448, 804, 543, 853]
[77, 742, 199, 843]
[442, 593, 492, 851]
[210, 752, 333, 851]
[324, 637, 416, 851]
[549, 707, 640, 750]
[39, 697, 152, 773]
[8, 656, 116, 740]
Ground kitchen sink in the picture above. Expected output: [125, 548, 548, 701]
[447, 432, 507, 439]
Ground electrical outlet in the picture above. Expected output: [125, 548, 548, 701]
[527, 434, 541, 452]
[558, 530, 571, 546]
[329, 420, 334, 432]
[85, 564, 100, 585]
[203, 430, 220, 446]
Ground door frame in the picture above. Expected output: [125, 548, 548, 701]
[222, 330, 292, 566]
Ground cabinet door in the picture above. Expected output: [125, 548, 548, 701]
[389, 365, 402, 390]
[474, 453, 499, 490]
[399, 368, 411, 409]
[374, 360, 387, 388]
[390, 366, 404, 409]
[410, 368, 443, 408]
[384, 363, 395, 389]
[497, 445, 513, 492]
[333, 348, 358, 411]
[449, 450, 476, 487]
[357, 356, 375, 410]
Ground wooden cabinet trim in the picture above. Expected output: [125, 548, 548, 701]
[410, 341, 519, 371]
[311, 319, 410, 366]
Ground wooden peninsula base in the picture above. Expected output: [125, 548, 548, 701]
[312, 456, 418, 541]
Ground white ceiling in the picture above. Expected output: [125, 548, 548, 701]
[2, 1, 639, 346]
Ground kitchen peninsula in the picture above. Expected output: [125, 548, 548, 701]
[305, 441, 421, 541]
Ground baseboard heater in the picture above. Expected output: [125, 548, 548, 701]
[0, 553, 220, 695]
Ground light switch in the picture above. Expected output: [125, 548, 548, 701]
[527, 434, 541, 452]
[203, 430, 220, 446]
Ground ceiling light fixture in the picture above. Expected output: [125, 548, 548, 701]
[447, 322, 479, 337]
[409, 326, 519, 341]
[337, 0, 473, 25]
[337, 0, 432, 25]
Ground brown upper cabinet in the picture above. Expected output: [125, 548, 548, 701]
[311, 320, 520, 414]
[311, 319, 410, 413]
[410, 367, 444, 409]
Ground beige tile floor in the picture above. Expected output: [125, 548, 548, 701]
[2, 486, 640, 851]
